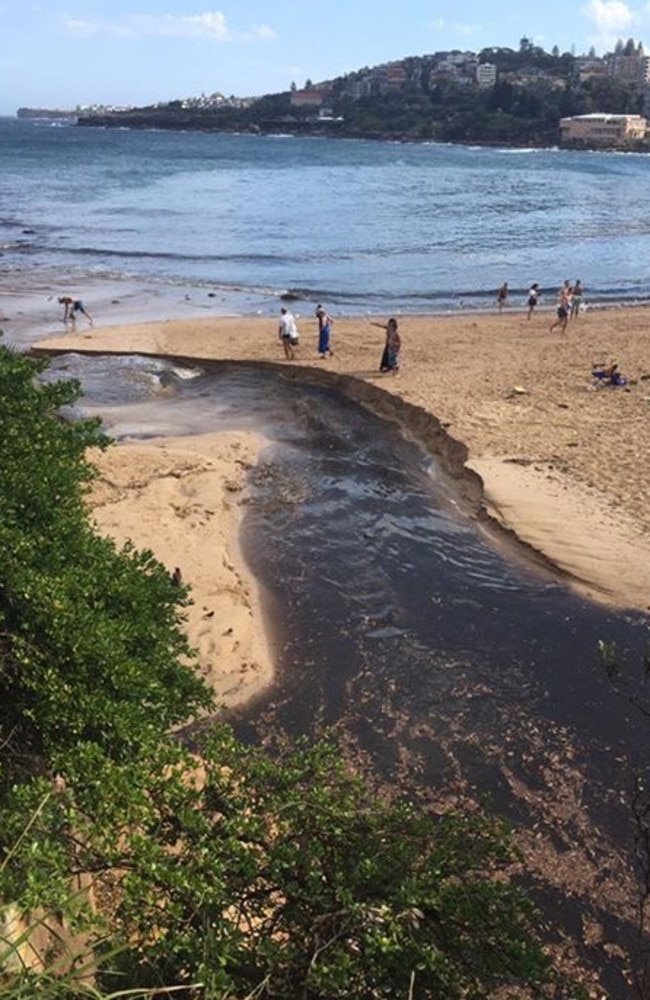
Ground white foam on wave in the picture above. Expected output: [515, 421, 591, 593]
[169, 365, 203, 380]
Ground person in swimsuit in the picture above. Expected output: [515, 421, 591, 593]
[549, 283, 572, 333]
[526, 283, 540, 320]
[58, 296, 94, 327]
[570, 279, 583, 320]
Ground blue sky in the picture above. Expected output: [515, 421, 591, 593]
[1, 0, 649, 114]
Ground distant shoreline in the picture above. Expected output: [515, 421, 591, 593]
[15, 107, 77, 120]
[67, 111, 650, 154]
[75, 114, 649, 153]
[13, 107, 650, 154]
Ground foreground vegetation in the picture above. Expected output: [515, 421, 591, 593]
[0, 340, 581, 997]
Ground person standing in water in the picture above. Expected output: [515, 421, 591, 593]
[496, 282, 509, 311]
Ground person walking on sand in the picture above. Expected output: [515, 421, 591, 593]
[315, 304, 334, 358]
[549, 282, 571, 334]
[526, 283, 540, 320]
[278, 307, 300, 360]
[58, 295, 93, 327]
[372, 317, 401, 375]
[496, 282, 509, 312]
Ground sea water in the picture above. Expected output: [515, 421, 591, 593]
[2, 116, 650, 319]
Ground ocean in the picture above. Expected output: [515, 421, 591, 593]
[1, 115, 650, 330]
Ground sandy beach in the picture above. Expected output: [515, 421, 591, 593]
[28, 304, 650, 704]
[85, 431, 272, 709]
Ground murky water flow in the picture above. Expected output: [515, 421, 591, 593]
[47, 353, 650, 958]
[46, 352, 649, 781]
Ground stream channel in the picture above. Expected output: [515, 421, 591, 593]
[44, 349, 650, 990]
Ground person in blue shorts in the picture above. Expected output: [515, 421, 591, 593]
[58, 295, 93, 327]
[315, 304, 334, 358]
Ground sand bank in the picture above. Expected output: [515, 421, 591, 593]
[86, 431, 272, 709]
[32, 305, 650, 698]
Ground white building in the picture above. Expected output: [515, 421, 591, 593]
[476, 63, 497, 89]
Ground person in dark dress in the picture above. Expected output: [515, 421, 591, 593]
[372, 317, 401, 374]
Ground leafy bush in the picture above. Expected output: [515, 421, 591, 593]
[0, 342, 212, 770]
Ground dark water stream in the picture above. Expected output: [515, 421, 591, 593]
[45, 351, 650, 993]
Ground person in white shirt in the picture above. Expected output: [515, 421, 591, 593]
[278, 307, 300, 360]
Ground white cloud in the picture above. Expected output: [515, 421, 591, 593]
[581, 0, 650, 50]
[429, 17, 446, 31]
[251, 24, 277, 41]
[66, 12, 231, 41]
[583, 0, 633, 33]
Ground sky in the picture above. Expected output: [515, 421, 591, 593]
[1, 0, 650, 115]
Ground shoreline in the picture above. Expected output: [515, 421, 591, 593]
[12, 112, 650, 154]
[29, 307, 650, 697]
[67, 115, 650, 155]
[3, 273, 650, 353]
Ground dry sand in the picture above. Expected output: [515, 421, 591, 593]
[33, 305, 650, 701]
[85, 431, 272, 709]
